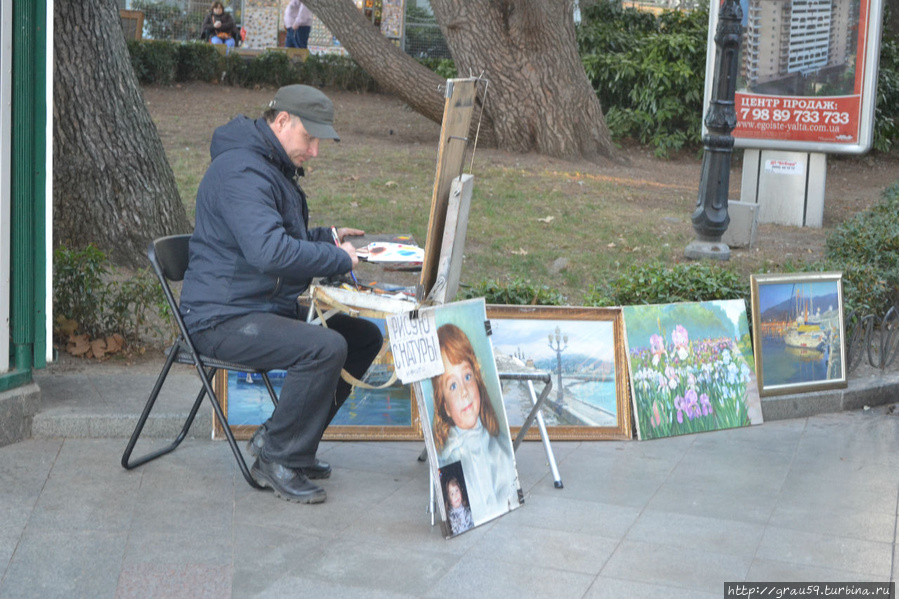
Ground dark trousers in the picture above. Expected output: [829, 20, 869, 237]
[192, 310, 382, 468]
[286, 26, 311, 49]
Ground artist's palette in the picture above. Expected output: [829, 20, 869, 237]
[358, 242, 425, 264]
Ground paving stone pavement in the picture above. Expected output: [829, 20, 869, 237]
[0, 359, 897, 598]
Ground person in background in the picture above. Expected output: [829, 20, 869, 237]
[201, 1, 239, 52]
[284, 0, 313, 49]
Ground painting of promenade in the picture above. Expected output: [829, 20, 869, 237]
[486, 306, 631, 440]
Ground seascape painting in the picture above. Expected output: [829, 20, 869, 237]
[486, 305, 632, 440]
[750, 272, 847, 396]
[622, 299, 763, 440]
[215, 317, 420, 441]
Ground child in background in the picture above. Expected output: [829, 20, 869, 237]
[431, 323, 518, 524]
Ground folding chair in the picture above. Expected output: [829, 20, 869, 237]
[121, 234, 279, 488]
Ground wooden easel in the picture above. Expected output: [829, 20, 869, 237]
[419, 78, 480, 301]
[413, 78, 564, 533]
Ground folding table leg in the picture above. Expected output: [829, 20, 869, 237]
[510, 376, 563, 489]
[526, 381, 563, 489]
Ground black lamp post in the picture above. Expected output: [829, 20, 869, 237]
[685, 0, 743, 261]
[547, 326, 568, 403]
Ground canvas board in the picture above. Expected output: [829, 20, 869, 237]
[486, 305, 632, 441]
[212, 316, 422, 441]
[411, 298, 523, 537]
[622, 299, 763, 440]
[750, 272, 847, 397]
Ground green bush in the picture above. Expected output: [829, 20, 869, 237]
[460, 277, 567, 306]
[126, 41, 377, 92]
[220, 51, 250, 86]
[175, 41, 221, 82]
[127, 39, 179, 85]
[298, 54, 377, 91]
[578, 3, 899, 156]
[53, 244, 171, 345]
[244, 50, 300, 87]
[874, 38, 899, 153]
[417, 58, 456, 79]
[584, 261, 749, 307]
[53, 245, 110, 338]
[579, 2, 709, 157]
[822, 183, 899, 315]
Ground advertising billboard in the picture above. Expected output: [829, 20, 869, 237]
[704, 0, 884, 153]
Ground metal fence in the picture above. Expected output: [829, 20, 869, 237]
[846, 306, 899, 373]
[402, 4, 450, 59]
[121, 0, 451, 59]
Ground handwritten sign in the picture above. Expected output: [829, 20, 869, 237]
[386, 310, 443, 383]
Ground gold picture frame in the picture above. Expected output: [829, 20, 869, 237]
[750, 271, 848, 397]
[485, 305, 632, 441]
[211, 319, 422, 441]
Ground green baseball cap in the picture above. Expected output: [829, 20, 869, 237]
[269, 84, 340, 141]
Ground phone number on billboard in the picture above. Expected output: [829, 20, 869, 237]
[740, 108, 851, 125]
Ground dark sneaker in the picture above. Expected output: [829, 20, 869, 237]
[247, 426, 332, 479]
[250, 457, 326, 504]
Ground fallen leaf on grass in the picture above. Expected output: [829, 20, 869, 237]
[537, 216, 554, 224]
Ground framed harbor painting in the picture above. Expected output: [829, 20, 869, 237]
[622, 299, 764, 440]
[485, 305, 632, 441]
[750, 272, 847, 397]
[212, 317, 422, 441]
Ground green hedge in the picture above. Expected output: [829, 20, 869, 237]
[126, 40, 378, 92]
[823, 182, 899, 315]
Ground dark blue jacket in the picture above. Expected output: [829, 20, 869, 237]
[180, 116, 351, 332]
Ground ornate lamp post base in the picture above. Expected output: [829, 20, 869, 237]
[684, 239, 731, 261]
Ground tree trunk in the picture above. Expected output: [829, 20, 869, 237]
[54, 0, 191, 269]
[431, 0, 616, 161]
[302, 0, 466, 134]
[303, 0, 615, 162]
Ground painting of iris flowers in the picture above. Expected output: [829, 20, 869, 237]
[622, 300, 764, 440]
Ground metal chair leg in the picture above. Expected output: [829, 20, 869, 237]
[192, 364, 263, 489]
[122, 347, 206, 470]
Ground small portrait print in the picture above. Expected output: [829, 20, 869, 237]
[439, 462, 474, 536]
